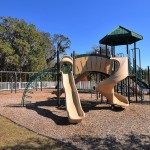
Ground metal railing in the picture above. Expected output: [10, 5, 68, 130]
[0, 81, 97, 91]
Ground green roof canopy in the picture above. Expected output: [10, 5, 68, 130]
[100, 26, 143, 46]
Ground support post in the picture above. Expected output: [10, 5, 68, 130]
[120, 81, 122, 95]
[106, 45, 108, 56]
[11, 78, 13, 93]
[20, 72, 21, 82]
[134, 42, 138, 102]
[25, 73, 26, 82]
[111, 46, 115, 57]
[0, 72, 2, 82]
[100, 46, 102, 55]
[40, 76, 42, 91]
[15, 72, 17, 93]
[127, 43, 130, 103]
[96, 73, 99, 100]
[57, 43, 60, 106]
[73, 50, 76, 75]
[138, 48, 143, 103]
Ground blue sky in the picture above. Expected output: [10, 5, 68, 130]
[0, 0, 150, 68]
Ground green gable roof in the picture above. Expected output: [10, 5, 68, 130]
[100, 26, 143, 46]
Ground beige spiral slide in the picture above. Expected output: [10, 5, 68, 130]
[60, 55, 85, 123]
[96, 57, 129, 107]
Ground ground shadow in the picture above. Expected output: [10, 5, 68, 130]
[2, 97, 65, 108]
[3, 97, 124, 125]
[55, 99, 124, 113]
[71, 133, 150, 150]
[130, 100, 150, 105]
[0, 137, 79, 150]
[141, 101, 150, 105]
[80, 100, 125, 113]
[26, 98, 124, 125]
[26, 99, 70, 126]
[1, 133, 150, 150]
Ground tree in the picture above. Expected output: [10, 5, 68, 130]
[142, 68, 149, 82]
[0, 16, 71, 72]
[46, 34, 71, 64]
[86, 44, 111, 56]
[0, 17, 49, 71]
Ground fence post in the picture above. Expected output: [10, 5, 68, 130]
[11, 81, 13, 93]
[8, 82, 10, 90]
[19, 82, 21, 90]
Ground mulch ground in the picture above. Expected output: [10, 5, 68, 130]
[0, 89, 150, 150]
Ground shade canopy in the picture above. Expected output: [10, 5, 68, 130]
[100, 26, 143, 46]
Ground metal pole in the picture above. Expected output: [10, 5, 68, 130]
[96, 73, 98, 100]
[11, 75, 13, 93]
[121, 81, 123, 95]
[25, 73, 27, 82]
[125, 78, 128, 96]
[100, 46, 102, 55]
[134, 42, 138, 102]
[1, 72, 2, 82]
[101, 74, 103, 103]
[36, 78, 37, 91]
[111, 46, 115, 57]
[15, 72, 17, 93]
[57, 43, 60, 106]
[138, 49, 143, 102]
[6, 72, 8, 82]
[40, 76, 42, 91]
[106, 45, 108, 56]
[20, 72, 21, 82]
[127, 43, 130, 103]
[73, 50, 76, 75]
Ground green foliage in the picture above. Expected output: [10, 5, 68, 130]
[0, 16, 71, 72]
[142, 68, 149, 82]
[0, 16, 49, 71]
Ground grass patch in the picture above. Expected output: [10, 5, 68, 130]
[0, 115, 72, 150]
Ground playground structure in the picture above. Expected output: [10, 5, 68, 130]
[74, 54, 129, 107]
[59, 53, 130, 123]
[19, 26, 150, 123]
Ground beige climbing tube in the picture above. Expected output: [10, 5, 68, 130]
[96, 57, 129, 107]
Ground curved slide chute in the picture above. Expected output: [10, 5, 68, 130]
[96, 57, 129, 107]
[61, 55, 85, 123]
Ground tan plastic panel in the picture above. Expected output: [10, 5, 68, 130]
[96, 57, 129, 107]
[95, 57, 101, 71]
[75, 56, 112, 75]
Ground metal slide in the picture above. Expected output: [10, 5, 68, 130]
[61, 55, 85, 123]
[96, 57, 129, 107]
